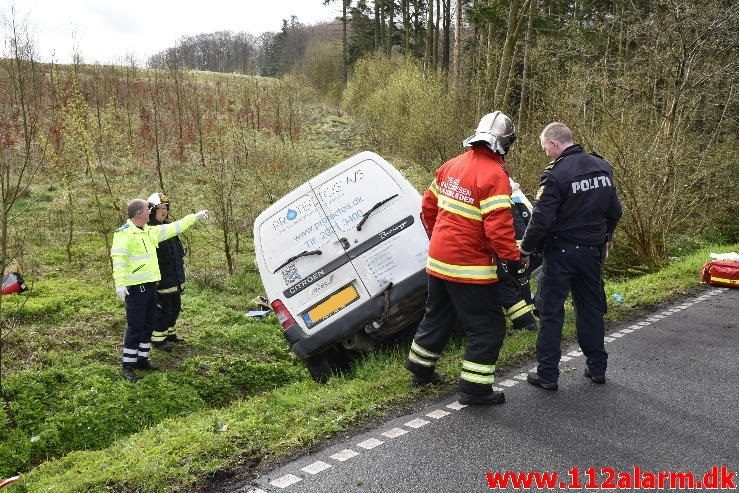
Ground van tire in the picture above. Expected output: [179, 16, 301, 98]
[305, 346, 351, 383]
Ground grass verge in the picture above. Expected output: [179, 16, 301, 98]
[11, 242, 737, 493]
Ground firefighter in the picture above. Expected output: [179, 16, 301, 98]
[147, 192, 188, 351]
[521, 122, 622, 391]
[111, 199, 209, 382]
[497, 178, 540, 332]
[405, 111, 526, 406]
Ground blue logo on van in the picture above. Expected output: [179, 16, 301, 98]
[286, 209, 298, 220]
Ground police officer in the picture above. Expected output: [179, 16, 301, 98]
[405, 111, 526, 406]
[147, 192, 187, 351]
[521, 122, 622, 390]
[111, 199, 208, 382]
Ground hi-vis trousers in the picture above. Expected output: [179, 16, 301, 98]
[406, 276, 507, 395]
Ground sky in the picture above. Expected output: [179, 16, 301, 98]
[7, 0, 338, 65]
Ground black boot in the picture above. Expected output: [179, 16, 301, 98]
[136, 359, 160, 371]
[410, 371, 445, 388]
[153, 340, 173, 352]
[459, 391, 505, 406]
[584, 367, 606, 384]
[122, 364, 138, 382]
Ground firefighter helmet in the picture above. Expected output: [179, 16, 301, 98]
[147, 192, 170, 210]
[462, 111, 516, 154]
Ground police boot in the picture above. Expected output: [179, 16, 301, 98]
[584, 367, 606, 384]
[122, 364, 138, 382]
[136, 359, 160, 371]
[459, 390, 505, 406]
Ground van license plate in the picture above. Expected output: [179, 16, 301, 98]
[302, 284, 359, 328]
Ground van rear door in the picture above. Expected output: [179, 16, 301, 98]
[256, 185, 367, 331]
[311, 152, 428, 298]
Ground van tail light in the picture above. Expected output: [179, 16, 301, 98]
[270, 299, 296, 330]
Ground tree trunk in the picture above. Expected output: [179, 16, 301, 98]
[403, 0, 410, 54]
[387, 0, 395, 55]
[493, 0, 521, 108]
[442, 0, 451, 71]
[342, 0, 348, 83]
[433, 0, 440, 68]
[517, 0, 534, 130]
[425, 0, 434, 69]
[453, 0, 462, 87]
[375, 0, 381, 50]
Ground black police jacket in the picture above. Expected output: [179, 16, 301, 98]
[520, 144, 622, 253]
[148, 220, 186, 290]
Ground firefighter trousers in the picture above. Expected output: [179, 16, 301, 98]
[122, 282, 158, 366]
[535, 242, 608, 382]
[406, 275, 507, 395]
[152, 291, 182, 342]
[496, 268, 537, 330]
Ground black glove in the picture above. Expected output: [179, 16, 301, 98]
[500, 259, 529, 285]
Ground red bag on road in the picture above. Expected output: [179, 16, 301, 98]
[701, 261, 739, 288]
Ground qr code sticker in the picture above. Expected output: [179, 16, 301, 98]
[281, 263, 302, 285]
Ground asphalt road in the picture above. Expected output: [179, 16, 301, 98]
[237, 287, 738, 492]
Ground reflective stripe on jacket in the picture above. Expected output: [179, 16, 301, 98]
[421, 146, 520, 284]
[111, 214, 198, 288]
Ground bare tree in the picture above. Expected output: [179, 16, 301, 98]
[0, 7, 46, 392]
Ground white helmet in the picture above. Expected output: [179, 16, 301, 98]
[147, 192, 170, 210]
[462, 110, 516, 154]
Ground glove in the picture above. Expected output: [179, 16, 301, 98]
[195, 210, 209, 221]
[116, 286, 129, 301]
[500, 259, 529, 285]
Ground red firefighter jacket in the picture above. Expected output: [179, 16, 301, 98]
[422, 146, 520, 284]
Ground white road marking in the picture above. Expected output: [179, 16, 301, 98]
[611, 333, 625, 338]
[381, 427, 408, 438]
[246, 489, 268, 493]
[529, 366, 538, 372]
[447, 401, 467, 410]
[568, 350, 582, 357]
[493, 386, 504, 392]
[302, 461, 332, 475]
[270, 474, 302, 488]
[427, 409, 450, 419]
[560, 356, 572, 362]
[604, 336, 616, 342]
[621, 328, 634, 333]
[357, 438, 384, 450]
[330, 449, 359, 462]
[405, 418, 429, 429]
[514, 372, 528, 380]
[498, 379, 518, 387]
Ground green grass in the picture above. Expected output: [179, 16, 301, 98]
[8, 241, 735, 492]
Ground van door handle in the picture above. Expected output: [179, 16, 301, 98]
[339, 237, 350, 250]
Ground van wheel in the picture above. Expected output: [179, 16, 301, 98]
[305, 346, 351, 383]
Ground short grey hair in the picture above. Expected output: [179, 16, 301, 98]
[127, 199, 148, 218]
[541, 122, 573, 144]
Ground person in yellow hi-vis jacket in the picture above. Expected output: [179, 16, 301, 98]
[111, 199, 208, 382]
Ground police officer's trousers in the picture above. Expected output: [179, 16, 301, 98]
[406, 276, 507, 395]
[122, 282, 158, 366]
[535, 243, 607, 382]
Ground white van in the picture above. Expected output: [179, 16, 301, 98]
[253, 152, 430, 381]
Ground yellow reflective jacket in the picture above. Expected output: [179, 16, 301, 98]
[110, 214, 198, 288]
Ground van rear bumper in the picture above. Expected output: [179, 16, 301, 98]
[284, 269, 428, 359]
